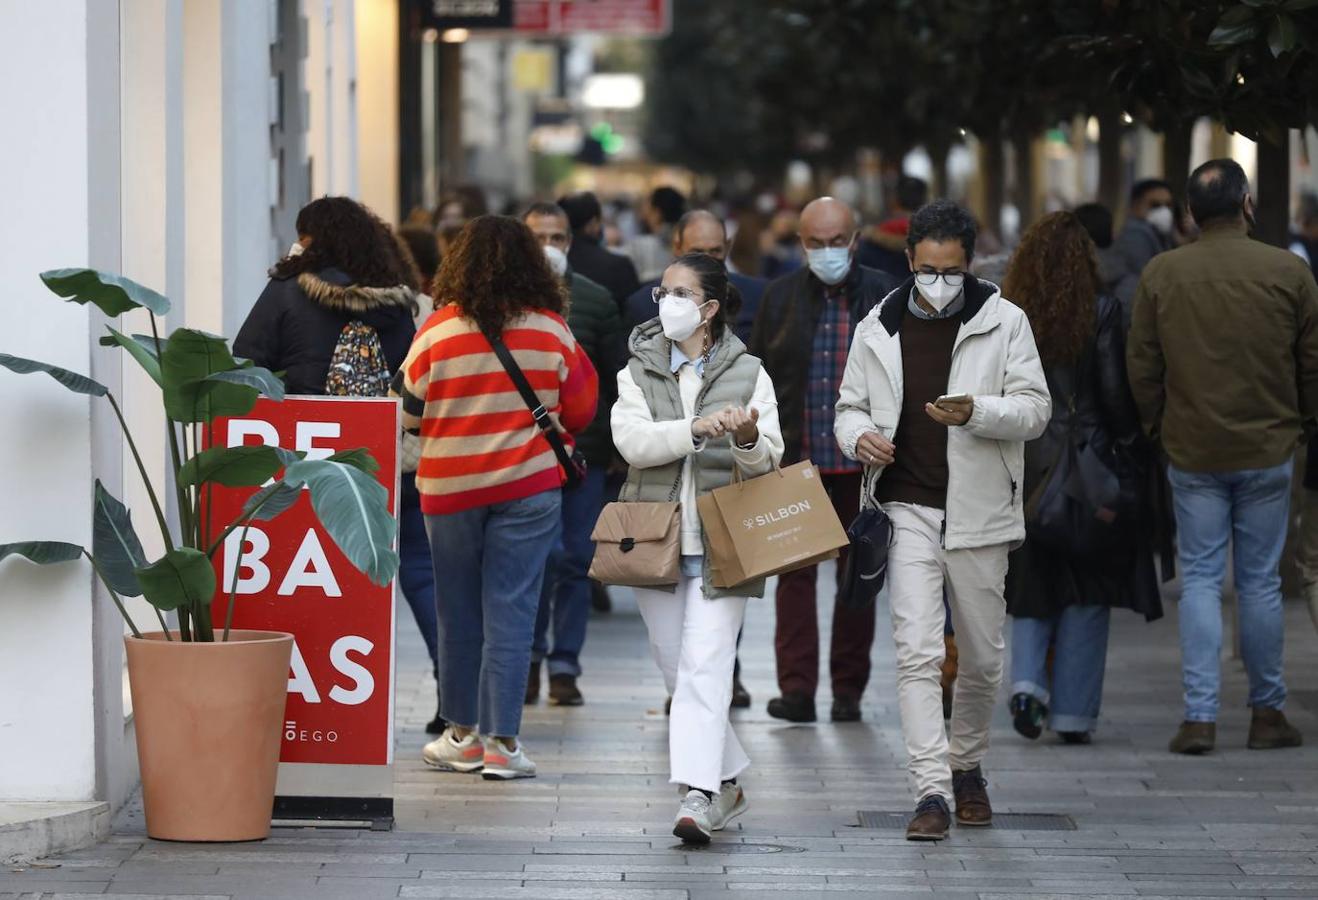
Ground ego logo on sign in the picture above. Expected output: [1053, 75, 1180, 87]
[284, 720, 340, 743]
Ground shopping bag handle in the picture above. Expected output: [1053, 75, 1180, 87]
[729, 462, 784, 488]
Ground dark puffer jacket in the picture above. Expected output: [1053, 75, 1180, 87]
[1005, 294, 1163, 622]
[234, 268, 418, 395]
[565, 270, 625, 467]
[749, 263, 901, 463]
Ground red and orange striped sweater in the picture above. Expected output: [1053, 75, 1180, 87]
[393, 304, 598, 515]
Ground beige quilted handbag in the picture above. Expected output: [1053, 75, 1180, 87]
[588, 501, 681, 587]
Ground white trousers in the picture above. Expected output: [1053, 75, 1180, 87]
[635, 575, 750, 794]
[884, 502, 1009, 802]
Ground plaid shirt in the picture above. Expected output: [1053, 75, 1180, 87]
[804, 283, 859, 474]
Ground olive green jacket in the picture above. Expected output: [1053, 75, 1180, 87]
[1127, 222, 1318, 472]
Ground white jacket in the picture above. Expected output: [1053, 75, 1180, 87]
[613, 360, 784, 556]
[834, 281, 1050, 550]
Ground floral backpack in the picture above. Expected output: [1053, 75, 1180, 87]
[324, 321, 391, 397]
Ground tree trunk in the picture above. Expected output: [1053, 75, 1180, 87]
[1255, 130, 1291, 248]
[1097, 101, 1125, 216]
[929, 142, 950, 201]
[980, 125, 1006, 242]
[1012, 129, 1037, 232]
[1161, 118, 1193, 205]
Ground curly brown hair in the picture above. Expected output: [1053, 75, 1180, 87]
[271, 196, 420, 290]
[432, 215, 567, 336]
[1002, 211, 1098, 367]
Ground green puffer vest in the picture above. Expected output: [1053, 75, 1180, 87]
[621, 320, 767, 599]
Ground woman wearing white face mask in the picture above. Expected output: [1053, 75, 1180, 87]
[612, 252, 784, 844]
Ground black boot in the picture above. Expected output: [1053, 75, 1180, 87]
[767, 693, 816, 723]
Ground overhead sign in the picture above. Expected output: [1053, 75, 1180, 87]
[419, 0, 514, 30]
[514, 0, 670, 36]
[205, 397, 399, 824]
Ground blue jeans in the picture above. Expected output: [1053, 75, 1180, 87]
[1168, 462, 1291, 722]
[425, 489, 562, 737]
[1011, 605, 1112, 733]
[534, 467, 605, 678]
[399, 473, 439, 689]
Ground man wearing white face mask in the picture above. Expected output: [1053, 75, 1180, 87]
[1111, 179, 1176, 328]
[522, 203, 625, 706]
[750, 196, 902, 725]
[835, 200, 1049, 840]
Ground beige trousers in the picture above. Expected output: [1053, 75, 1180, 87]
[883, 502, 1010, 802]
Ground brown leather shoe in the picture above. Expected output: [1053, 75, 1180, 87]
[548, 674, 584, 707]
[952, 765, 992, 826]
[1169, 721, 1215, 754]
[905, 794, 950, 841]
[1248, 707, 1302, 750]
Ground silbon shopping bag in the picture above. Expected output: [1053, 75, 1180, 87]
[696, 460, 849, 589]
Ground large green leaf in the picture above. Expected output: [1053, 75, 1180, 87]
[160, 329, 258, 423]
[134, 548, 215, 612]
[92, 481, 147, 597]
[40, 268, 170, 317]
[100, 328, 162, 386]
[0, 354, 107, 397]
[1268, 13, 1297, 57]
[0, 541, 85, 565]
[178, 445, 305, 488]
[240, 480, 304, 522]
[204, 366, 286, 401]
[284, 459, 398, 586]
[327, 448, 381, 474]
[1283, 0, 1318, 10]
[1209, 7, 1262, 47]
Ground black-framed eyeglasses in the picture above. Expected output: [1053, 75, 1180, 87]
[652, 286, 705, 303]
[914, 271, 965, 288]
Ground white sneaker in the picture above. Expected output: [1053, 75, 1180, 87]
[710, 782, 747, 831]
[481, 737, 537, 780]
[422, 728, 484, 772]
[673, 790, 713, 843]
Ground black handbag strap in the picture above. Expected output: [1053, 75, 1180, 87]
[489, 334, 576, 475]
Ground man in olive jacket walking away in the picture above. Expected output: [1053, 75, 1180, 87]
[1128, 158, 1318, 756]
[523, 203, 626, 706]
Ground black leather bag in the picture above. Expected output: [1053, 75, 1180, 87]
[838, 504, 893, 609]
[1023, 345, 1128, 563]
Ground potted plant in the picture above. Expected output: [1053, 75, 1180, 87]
[0, 269, 399, 842]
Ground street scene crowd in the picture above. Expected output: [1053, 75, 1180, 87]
[233, 158, 1318, 846]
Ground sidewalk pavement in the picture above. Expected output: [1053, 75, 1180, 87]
[4, 567, 1318, 899]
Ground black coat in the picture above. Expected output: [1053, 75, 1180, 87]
[234, 268, 418, 395]
[567, 236, 641, 308]
[749, 263, 901, 463]
[1006, 294, 1163, 622]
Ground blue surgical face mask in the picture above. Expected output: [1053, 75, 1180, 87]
[806, 246, 852, 286]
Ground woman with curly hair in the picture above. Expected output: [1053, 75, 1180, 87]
[394, 215, 599, 780]
[1002, 211, 1162, 746]
[234, 196, 449, 734]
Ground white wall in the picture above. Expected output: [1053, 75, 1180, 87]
[356, 0, 398, 223]
[306, 0, 359, 200]
[0, 0, 98, 802]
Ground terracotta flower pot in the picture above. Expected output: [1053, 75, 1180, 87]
[125, 630, 293, 842]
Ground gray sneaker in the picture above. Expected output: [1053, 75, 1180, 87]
[422, 728, 484, 772]
[673, 790, 713, 843]
[481, 737, 537, 780]
[710, 782, 747, 831]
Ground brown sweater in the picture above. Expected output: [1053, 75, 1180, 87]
[877, 313, 959, 509]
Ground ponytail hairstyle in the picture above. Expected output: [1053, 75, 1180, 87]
[667, 252, 743, 342]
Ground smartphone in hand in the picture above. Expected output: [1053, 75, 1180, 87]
[935, 393, 971, 409]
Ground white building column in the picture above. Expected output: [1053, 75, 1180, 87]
[0, 0, 99, 805]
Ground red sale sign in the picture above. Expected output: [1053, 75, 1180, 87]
[204, 397, 399, 768]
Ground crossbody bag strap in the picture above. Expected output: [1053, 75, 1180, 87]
[489, 334, 576, 474]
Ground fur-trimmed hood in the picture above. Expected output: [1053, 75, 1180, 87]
[297, 271, 419, 317]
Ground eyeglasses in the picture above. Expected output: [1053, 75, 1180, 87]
[652, 286, 705, 303]
[914, 271, 965, 288]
